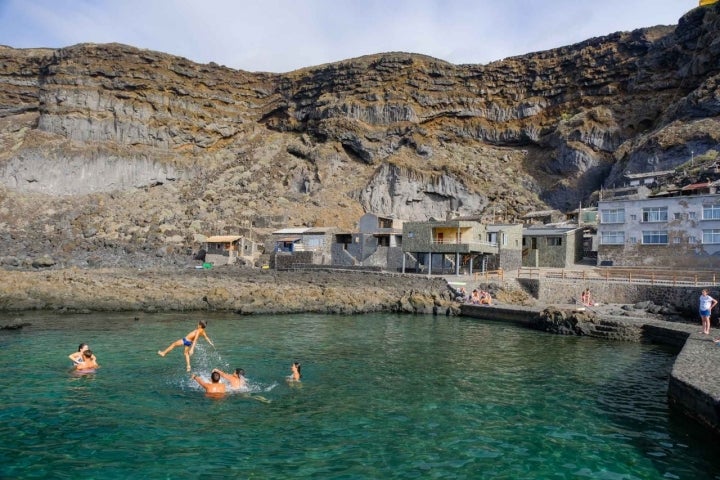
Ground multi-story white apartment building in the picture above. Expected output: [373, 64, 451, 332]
[597, 190, 720, 268]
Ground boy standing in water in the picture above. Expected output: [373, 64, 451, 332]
[158, 320, 213, 371]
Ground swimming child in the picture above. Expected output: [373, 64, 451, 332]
[69, 343, 96, 365]
[74, 349, 99, 372]
[158, 320, 214, 372]
[212, 368, 246, 390]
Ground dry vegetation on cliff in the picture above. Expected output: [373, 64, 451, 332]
[0, 5, 718, 270]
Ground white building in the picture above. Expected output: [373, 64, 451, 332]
[597, 193, 720, 268]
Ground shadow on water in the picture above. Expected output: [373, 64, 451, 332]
[589, 341, 720, 479]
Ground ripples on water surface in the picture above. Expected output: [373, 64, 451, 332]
[1, 311, 719, 479]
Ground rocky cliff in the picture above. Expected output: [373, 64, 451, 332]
[0, 4, 719, 268]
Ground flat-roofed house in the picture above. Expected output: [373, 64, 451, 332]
[522, 226, 584, 268]
[332, 213, 405, 270]
[270, 226, 339, 268]
[401, 216, 523, 275]
[203, 235, 251, 266]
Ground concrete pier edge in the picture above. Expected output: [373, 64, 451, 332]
[460, 303, 720, 436]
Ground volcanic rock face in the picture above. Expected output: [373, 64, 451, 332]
[0, 5, 719, 267]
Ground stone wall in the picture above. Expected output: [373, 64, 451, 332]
[518, 278, 711, 316]
[272, 251, 314, 269]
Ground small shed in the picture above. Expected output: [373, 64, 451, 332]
[204, 235, 243, 266]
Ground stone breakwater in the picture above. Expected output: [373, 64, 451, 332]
[0, 267, 456, 315]
[461, 303, 720, 438]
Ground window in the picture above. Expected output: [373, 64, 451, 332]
[689, 235, 698, 244]
[600, 231, 624, 245]
[642, 207, 667, 222]
[673, 237, 681, 244]
[629, 237, 637, 244]
[642, 231, 668, 244]
[630, 214, 637, 221]
[689, 212, 697, 219]
[546, 237, 562, 246]
[601, 208, 625, 224]
[703, 229, 720, 244]
[674, 212, 681, 220]
[703, 205, 720, 220]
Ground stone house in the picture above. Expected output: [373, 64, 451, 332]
[401, 216, 523, 275]
[597, 193, 720, 268]
[203, 235, 259, 266]
[331, 213, 405, 270]
[521, 226, 584, 268]
[269, 227, 339, 268]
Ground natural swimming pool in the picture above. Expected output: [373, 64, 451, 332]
[1, 311, 719, 479]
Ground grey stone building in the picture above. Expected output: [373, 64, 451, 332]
[269, 227, 339, 268]
[521, 226, 584, 268]
[401, 216, 523, 275]
[331, 213, 405, 270]
[203, 235, 260, 266]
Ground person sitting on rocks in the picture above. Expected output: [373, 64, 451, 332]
[479, 290, 492, 305]
[470, 289, 481, 305]
[581, 288, 593, 306]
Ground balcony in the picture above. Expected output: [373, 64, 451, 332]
[430, 239, 499, 254]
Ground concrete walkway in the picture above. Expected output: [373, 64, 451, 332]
[460, 302, 720, 437]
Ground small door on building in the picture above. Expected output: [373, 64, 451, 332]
[531, 237, 537, 250]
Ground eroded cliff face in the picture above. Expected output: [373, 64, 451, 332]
[0, 5, 719, 268]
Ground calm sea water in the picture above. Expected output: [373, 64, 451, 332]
[1, 311, 719, 479]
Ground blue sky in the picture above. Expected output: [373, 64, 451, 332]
[0, 0, 699, 72]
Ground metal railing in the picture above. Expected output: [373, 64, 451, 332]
[517, 267, 720, 287]
[431, 239, 498, 248]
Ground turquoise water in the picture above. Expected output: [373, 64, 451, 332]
[1, 311, 719, 479]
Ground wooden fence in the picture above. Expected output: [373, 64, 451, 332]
[473, 269, 504, 282]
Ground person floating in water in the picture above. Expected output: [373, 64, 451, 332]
[158, 320, 214, 371]
[190, 371, 226, 397]
[69, 343, 96, 366]
[287, 361, 302, 383]
[212, 368, 246, 390]
[74, 349, 99, 372]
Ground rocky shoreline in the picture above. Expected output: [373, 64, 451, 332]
[0, 267, 457, 315]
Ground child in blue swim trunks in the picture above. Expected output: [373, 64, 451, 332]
[158, 320, 214, 371]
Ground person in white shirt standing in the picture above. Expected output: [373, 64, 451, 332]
[699, 289, 717, 335]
